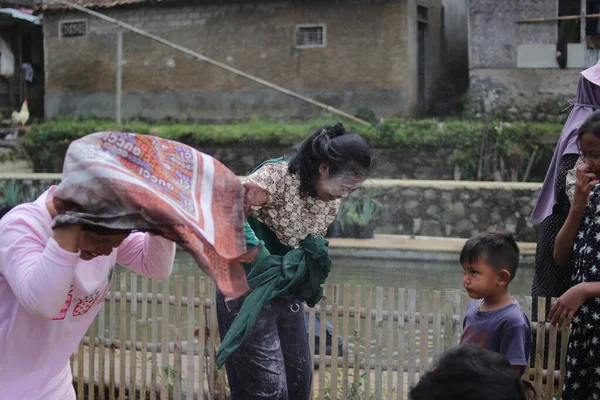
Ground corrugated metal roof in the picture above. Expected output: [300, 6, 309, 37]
[0, 7, 42, 23]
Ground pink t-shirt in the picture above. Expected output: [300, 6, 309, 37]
[0, 187, 176, 399]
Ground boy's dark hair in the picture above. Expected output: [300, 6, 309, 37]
[578, 109, 600, 142]
[409, 345, 526, 400]
[288, 122, 372, 197]
[460, 231, 520, 281]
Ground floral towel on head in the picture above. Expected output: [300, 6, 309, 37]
[53, 132, 258, 297]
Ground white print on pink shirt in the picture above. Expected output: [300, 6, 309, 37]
[51, 283, 112, 319]
[73, 284, 109, 316]
[52, 294, 73, 321]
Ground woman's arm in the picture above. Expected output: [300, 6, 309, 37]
[243, 163, 286, 214]
[0, 214, 82, 320]
[554, 163, 599, 265]
[549, 282, 600, 328]
[116, 233, 176, 280]
[553, 203, 586, 265]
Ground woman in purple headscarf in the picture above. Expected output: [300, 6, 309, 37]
[530, 63, 600, 367]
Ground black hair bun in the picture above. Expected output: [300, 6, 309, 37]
[327, 122, 346, 138]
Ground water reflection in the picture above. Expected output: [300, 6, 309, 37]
[171, 252, 534, 297]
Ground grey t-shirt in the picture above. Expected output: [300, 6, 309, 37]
[461, 299, 533, 375]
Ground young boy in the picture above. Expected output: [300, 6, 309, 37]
[460, 232, 533, 377]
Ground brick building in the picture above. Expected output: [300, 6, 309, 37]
[37, 0, 444, 121]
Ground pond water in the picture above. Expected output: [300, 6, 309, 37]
[169, 251, 535, 297]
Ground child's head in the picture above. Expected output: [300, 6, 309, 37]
[288, 122, 372, 201]
[460, 232, 520, 300]
[578, 109, 600, 176]
[409, 345, 526, 400]
[78, 225, 131, 261]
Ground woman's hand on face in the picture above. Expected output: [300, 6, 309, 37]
[548, 283, 588, 329]
[52, 224, 83, 253]
[572, 162, 600, 210]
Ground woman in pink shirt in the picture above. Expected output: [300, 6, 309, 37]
[0, 186, 176, 399]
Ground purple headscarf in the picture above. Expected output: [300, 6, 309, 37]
[531, 76, 600, 222]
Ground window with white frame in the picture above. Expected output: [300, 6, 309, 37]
[59, 20, 88, 38]
[295, 24, 326, 48]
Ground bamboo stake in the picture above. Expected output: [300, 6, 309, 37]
[150, 279, 159, 400]
[331, 285, 339, 400]
[386, 287, 395, 400]
[364, 286, 373, 399]
[77, 341, 84, 400]
[48, 0, 372, 126]
[407, 289, 417, 387]
[198, 278, 207, 400]
[517, 13, 600, 23]
[534, 297, 546, 396]
[88, 315, 97, 400]
[419, 291, 429, 373]
[160, 281, 170, 400]
[129, 274, 137, 396]
[140, 277, 149, 400]
[109, 280, 117, 400]
[341, 285, 350, 400]
[352, 287, 362, 390]
[98, 300, 106, 398]
[375, 287, 384, 400]
[119, 274, 127, 400]
[432, 291, 442, 363]
[186, 277, 196, 400]
[397, 288, 405, 400]
[173, 277, 183, 400]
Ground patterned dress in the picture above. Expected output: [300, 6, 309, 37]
[531, 154, 579, 370]
[246, 161, 340, 248]
[562, 185, 600, 400]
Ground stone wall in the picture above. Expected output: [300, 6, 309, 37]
[367, 180, 539, 241]
[40, 0, 443, 120]
[0, 175, 542, 242]
[467, 68, 580, 121]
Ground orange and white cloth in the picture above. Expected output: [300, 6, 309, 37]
[53, 131, 257, 297]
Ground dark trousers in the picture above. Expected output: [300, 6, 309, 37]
[216, 290, 312, 400]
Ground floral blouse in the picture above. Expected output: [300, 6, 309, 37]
[244, 161, 340, 248]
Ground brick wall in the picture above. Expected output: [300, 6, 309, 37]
[42, 0, 434, 120]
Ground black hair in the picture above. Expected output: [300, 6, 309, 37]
[82, 224, 134, 236]
[409, 345, 527, 400]
[288, 122, 372, 197]
[578, 109, 600, 143]
[460, 231, 520, 282]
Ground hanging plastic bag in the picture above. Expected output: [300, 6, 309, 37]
[0, 34, 15, 78]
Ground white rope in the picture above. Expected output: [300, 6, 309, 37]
[50, 0, 372, 126]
